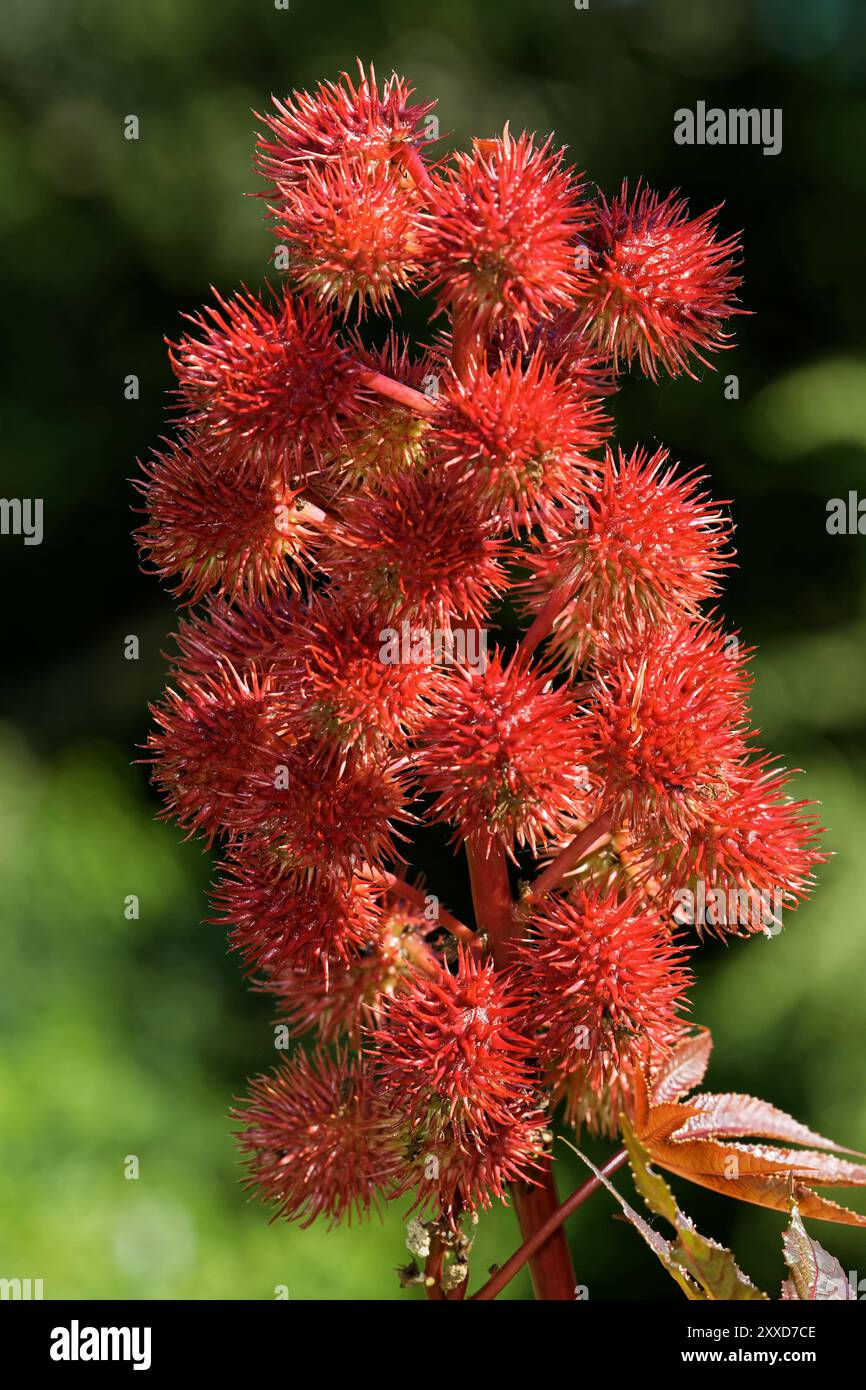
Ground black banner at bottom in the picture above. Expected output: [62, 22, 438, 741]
[1, 1296, 861, 1374]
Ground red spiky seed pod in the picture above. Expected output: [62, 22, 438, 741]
[432, 353, 608, 532]
[279, 595, 437, 754]
[254, 63, 435, 193]
[402, 1104, 548, 1225]
[264, 898, 435, 1042]
[523, 446, 733, 669]
[135, 434, 321, 604]
[212, 847, 384, 978]
[515, 885, 691, 1094]
[414, 650, 591, 850]
[578, 618, 754, 838]
[170, 594, 301, 683]
[631, 759, 826, 937]
[324, 474, 507, 628]
[273, 156, 423, 317]
[376, 948, 539, 1145]
[170, 284, 367, 474]
[559, 1059, 637, 1138]
[420, 130, 588, 340]
[146, 664, 294, 845]
[235, 1047, 403, 1227]
[236, 749, 411, 876]
[576, 180, 743, 380]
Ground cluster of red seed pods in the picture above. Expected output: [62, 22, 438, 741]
[136, 62, 823, 1295]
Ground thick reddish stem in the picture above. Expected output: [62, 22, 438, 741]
[472, 1150, 628, 1301]
[424, 1234, 447, 1300]
[510, 1169, 578, 1301]
[424, 1231, 468, 1300]
[464, 830, 515, 967]
[452, 309, 483, 379]
[464, 830, 576, 1298]
[358, 368, 437, 416]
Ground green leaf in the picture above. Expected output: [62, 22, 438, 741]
[616, 1115, 768, 1301]
[621, 1113, 681, 1227]
[568, 1144, 704, 1300]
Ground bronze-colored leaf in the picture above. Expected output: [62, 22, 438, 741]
[671, 1093, 860, 1153]
[651, 1028, 713, 1105]
[631, 1056, 866, 1228]
[781, 1205, 855, 1300]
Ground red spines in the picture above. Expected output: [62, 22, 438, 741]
[169, 283, 367, 474]
[631, 759, 826, 937]
[523, 446, 734, 668]
[236, 750, 411, 875]
[575, 180, 744, 380]
[212, 851, 384, 978]
[278, 594, 436, 754]
[413, 650, 592, 850]
[377, 950, 537, 1137]
[376, 950, 546, 1220]
[515, 885, 691, 1089]
[265, 899, 432, 1043]
[420, 130, 589, 339]
[272, 156, 423, 318]
[324, 474, 507, 628]
[432, 353, 609, 532]
[136, 434, 321, 604]
[235, 1047, 403, 1227]
[254, 62, 435, 192]
[577, 618, 755, 837]
[405, 1106, 547, 1223]
[146, 663, 294, 845]
[170, 594, 300, 682]
[135, 61, 826, 1256]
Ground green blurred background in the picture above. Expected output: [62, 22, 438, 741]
[2, 0, 866, 1300]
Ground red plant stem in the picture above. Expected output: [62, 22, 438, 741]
[424, 1232, 468, 1300]
[471, 1150, 629, 1301]
[464, 830, 576, 1298]
[452, 308, 482, 379]
[358, 368, 437, 416]
[377, 871, 478, 946]
[509, 1170, 578, 1301]
[401, 143, 435, 192]
[451, 246, 578, 1298]
[526, 811, 613, 903]
[464, 830, 515, 967]
[517, 573, 579, 664]
[424, 1234, 447, 1300]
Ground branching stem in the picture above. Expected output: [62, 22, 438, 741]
[378, 871, 478, 947]
[359, 368, 437, 416]
[526, 812, 614, 903]
[471, 1150, 628, 1300]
